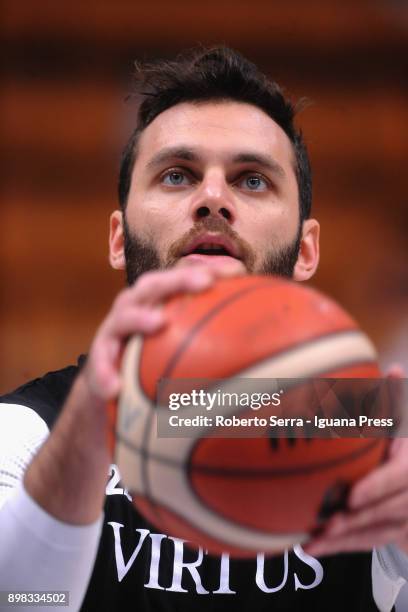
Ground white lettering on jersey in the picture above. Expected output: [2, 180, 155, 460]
[293, 544, 324, 590]
[167, 537, 210, 594]
[108, 523, 150, 582]
[105, 465, 324, 596]
[256, 551, 289, 592]
[144, 533, 167, 590]
[106, 464, 132, 501]
[213, 553, 237, 594]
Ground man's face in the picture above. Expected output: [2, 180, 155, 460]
[115, 101, 309, 283]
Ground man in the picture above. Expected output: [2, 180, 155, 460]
[0, 46, 407, 612]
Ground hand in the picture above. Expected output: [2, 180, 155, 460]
[24, 261, 243, 524]
[82, 261, 244, 403]
[305, 365, 408, 557]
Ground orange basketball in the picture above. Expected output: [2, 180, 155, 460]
[112, 275, 389, 557]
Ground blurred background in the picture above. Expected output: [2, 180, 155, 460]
[1, 0, 407, 392]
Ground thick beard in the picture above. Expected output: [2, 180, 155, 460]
[123, 214, 302, 286]
[259, 223, 302, 278]
[123, 215, 161, 286]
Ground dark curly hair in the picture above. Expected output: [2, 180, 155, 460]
[118, 46, 312, 222]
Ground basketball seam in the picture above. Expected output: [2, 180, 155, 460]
[139, 279, 288, 524]
[188, 437, 383, 478]
[186, 438, 385, 533]
[129, 278, 374, 546]
[128, 437, 386, 545]
[156, 279, 319, 383]
[117, 432, 383, 476]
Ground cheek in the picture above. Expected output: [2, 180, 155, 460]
[126, 192, 191, 258]
[127, 193, 184, 236]
[243, 208, 297, 253]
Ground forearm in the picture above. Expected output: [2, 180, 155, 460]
[24, 373, 111, 525]
[0, 482, 102, 612]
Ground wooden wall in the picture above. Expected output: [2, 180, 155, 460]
[2, 0, 407, 392]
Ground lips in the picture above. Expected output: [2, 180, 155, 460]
[182, 233, 241, 259]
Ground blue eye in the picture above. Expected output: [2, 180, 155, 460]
[241, 174, 268, 191]
[162, 171, 190, 186]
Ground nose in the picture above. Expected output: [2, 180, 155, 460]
[190, 171, 235, 223]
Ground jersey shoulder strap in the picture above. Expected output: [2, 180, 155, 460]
[0, 356, 86, 428]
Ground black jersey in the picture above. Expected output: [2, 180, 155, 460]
[1, 360, 386, 612]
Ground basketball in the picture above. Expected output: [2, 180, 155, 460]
[110, 275, 389, 557]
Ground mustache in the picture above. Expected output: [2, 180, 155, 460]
[165, 217, 256, 270]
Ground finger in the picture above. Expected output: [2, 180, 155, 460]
[385, 363, 405, 378]
[88, 307, 166, 400]
[349, 452, 408, 509]
[103, 305, 166, 338]
[176, 256, 246, 277]
[200, 259, 246, 277]
[86, 352, 122, 400]
[389, 438, 408, 458]
[305, 522, 407, 556]
[214, 259, 247, 278]
[131, 267, 217, 305]
[325, 491, 408, 536]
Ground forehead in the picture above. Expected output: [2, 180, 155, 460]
[135, 100, 295, 169]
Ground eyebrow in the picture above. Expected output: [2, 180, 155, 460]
[145, 146, 286, 179]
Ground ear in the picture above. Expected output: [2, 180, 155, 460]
[109, 210, 126, 270]
[293, 218, 320, 282]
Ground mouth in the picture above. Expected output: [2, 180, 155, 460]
[182, 234, 241, 260]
